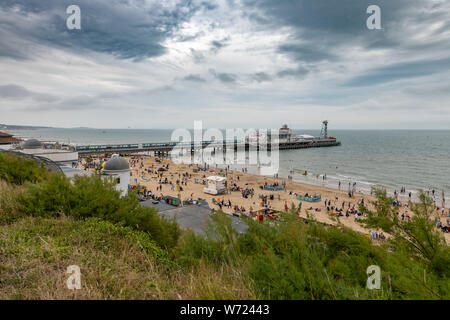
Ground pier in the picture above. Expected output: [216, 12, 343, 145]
[76, 138, 341, 157]
[75, 122, 341, 157]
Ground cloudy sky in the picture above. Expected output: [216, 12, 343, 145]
[0, 0, 449, 129]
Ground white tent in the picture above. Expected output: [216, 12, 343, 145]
[203, 176, 227, 195]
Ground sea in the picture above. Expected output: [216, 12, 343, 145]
[8, 128, 450, 206]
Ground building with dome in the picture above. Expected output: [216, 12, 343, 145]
[102, 154, 131, 197]
[22, 138, 42, 150]
[18, 139, 79, 167]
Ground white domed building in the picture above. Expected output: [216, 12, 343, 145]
[19, 139, 79, 167]
[102, 154, 131, 197]
[22, 139, 43, 150]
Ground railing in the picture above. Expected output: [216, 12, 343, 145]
[75, 140, 241, 152]
[75, 138, 341, 153]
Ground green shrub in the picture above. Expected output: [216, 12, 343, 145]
[175, 206, 449, 299]
[18, 173, 74, 217]
[0, 152, 49, 185]
[15, 172, 180, 249]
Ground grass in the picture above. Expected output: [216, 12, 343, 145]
[0, 216, 255, 299]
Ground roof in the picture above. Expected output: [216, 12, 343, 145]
[0, 131, 22, 145]
[140, 200, 248, 236]
[60, 166, 93, 179]
[103, 155, 130, 171]
[207, 176, 226, 182]
[23, 139, 42, 149]
[0, 137, 22, 145]
[0, 131, 13, 138]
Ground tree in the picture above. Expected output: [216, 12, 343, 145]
[359, 189, 449, 273]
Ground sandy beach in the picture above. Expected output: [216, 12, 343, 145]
[80, 154, 450, 242]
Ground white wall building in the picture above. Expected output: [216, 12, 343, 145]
[102, 154, 131, 197]
[19, 139, 78, 167]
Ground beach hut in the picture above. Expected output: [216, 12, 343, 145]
[163, 196, 181, 207]
[203, 176, 227, 195]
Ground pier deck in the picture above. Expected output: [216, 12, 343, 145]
[76, 138, 341, 157]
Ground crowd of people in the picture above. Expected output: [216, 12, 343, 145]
[79, 154, 449, 239]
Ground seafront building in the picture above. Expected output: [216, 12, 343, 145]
[2, 137, 88, 181]
[101, 154, 131, 197]
[245, 122, 332, 145]
[5, 139, 130, 196]
[18, 139, 79, 167]
[0, 131, 22, 149]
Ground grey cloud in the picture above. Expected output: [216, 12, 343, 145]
[243, 0, 449, 67]
[210, 37, 230, 53]
[34, 93, 59, 103]
[55, 95, 97, 110]
[209, 69, 237, 83]
[242, 0, 419, 35]
[183, 74, 206, 82]
[0, 84, 32, 99]
[216, 73, 236, 83]
[278, 43, 334, 62]
[276, 67, 310, 79]
[0, 84, 59, 102]
[190, 49, 206, 64]
[251, 72, 272, 83]
[248, 68, 309, 83]
[173, 31, 205, 43]
[345, 57, 450, 87]
[0, 0, 209, 61]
